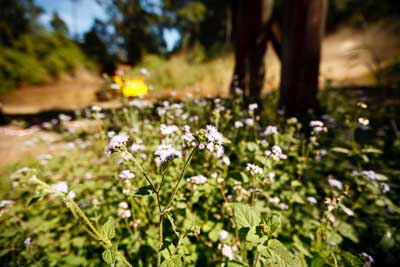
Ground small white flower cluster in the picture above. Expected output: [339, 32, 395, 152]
[246, 163, 263, 176]
[248, 103, 258, 111]
[105, 134, 129, 156]
[265, 145, 287, 160]
[129, 99, 151, 109]
[218, 244, 237, 260]
[118, 202, 131, 219]
[51, 181, 68, 193]
[199, 125, 224, 158]
[130, 140, 146, 153]
[245, 118, 254, 126]
[307, 196, 317, 204]
[310, 120, 327, 134]
[328, 177, 343, 190]
[324, 196, 354, 222]
[187, 175, 207, 185]
[182, 125, 195, 145]
[218, 229, 229, 241]
[160, 124, 179, 135]
[358, 117, 369, 126]
[352, 170, 380, 181]
[154, 144, 181, 163]
[361, 252, 374, 265]
[234, 121, 244, 128]
[119, 170, 135, 180]
[264, 125, 278, 136]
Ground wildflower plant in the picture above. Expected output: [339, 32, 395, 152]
[1, 90, 399, 266]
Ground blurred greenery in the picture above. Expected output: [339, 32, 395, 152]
[0, 32, 95, 93]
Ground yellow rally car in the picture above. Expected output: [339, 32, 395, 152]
[96, 75, 148, 101]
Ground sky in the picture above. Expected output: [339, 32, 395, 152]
[35, 0, 179, 50]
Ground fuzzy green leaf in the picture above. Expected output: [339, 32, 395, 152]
[101, 217, 115, 240]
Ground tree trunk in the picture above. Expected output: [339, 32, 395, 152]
[278, 0, 327, 117]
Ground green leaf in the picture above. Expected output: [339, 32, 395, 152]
[101, 217, 115, 240]
[102, 244, 117, 266]
[233, 203, 261, 228]
[338, 222, 359, 243]
[133, 185, 154, 197]
[361, 147, 382, 154]
[258, 239, 301, 267]
[331, 147, 351, 155]
[267, 239, 301, 267]
[160, 255, 183, 267]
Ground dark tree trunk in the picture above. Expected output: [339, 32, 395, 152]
[230, 0, 277, 101]
[278, 0, 327, 117]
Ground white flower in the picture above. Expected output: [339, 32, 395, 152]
[187, 175, 207, 185]
[220, 244, 235, 260]
[264, 125, 278, 135]
[182, 126, 195, 143]
[328, 177, 343, 190]
[67, 191, 76, 199]
[310, 120, 324, 127]
[130, 143, 145, 153]
[341, 205, 354, 216]
[51, 181, 68, 193]
[382, 183, 390, 193]
[119, 170, 135, 180]
[218, 230, 229, 241]
[310, 120, 327, 133]
[24, 237, 32, 246]
[140, 67, 150, 76]
[358, 117, 369, 126]
[288, 117, 298, 124]
[234, 121, 244, 128]
[118, 202, 131, 218]
[154, 144, 181, 163]
[246, 163, 263, 176]
[92, 105, 102, 112]
[119, 202, 129, 209]
[265, 145, 287, 160]
[307, 196, 317, 204]
[249, 103, 258, 111]
[279, 203, 289, 210]
[353, 170, 382, 181]
[107, 131, 116, 138]
[269, 196, 280, 204]
[118, 209, 131, 219]
[105, 134, 129, 156]
[245, 118, 254, 126]
[59, 114, 71, 122]
[203, 125, 224, 158]
[222, 156, 231, 166]
[362, 252, 374, 264]
[160, 124, 179, 135]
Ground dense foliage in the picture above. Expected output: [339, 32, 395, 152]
[1, 89, 399, 266]
[0, 32, 94, 92]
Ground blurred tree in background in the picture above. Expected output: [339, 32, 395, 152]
[50, 12, 69, 36]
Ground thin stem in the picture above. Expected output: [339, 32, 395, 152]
[163, 147, 197, 212]
[252, 251, 260, 267]
[128, 152, 157, 191]
[157, 214, 164, 267]
[31, 177, 132, 267]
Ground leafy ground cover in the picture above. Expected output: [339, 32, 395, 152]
[0, 88, 399, 266]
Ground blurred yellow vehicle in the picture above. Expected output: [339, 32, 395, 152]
[96, 75, 148, 101]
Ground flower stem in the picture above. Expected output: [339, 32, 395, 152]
[163, 147, 196, 212]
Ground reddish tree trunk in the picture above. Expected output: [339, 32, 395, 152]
[279, 0, 327, 116]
